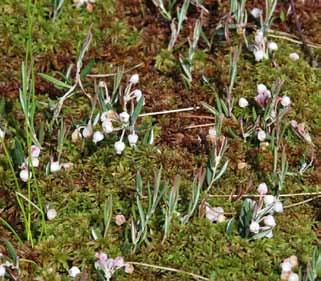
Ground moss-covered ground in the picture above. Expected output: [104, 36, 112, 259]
[0, 1, 321, 280]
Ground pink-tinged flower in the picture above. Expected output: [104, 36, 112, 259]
[255, 90, 271, 107]
[250, 8, 262, 18]
[263, 195, 275, 206]
[263, 215, 276, 227]
[128, 133, 138, 147]
[288, 273, 299, 281]
[205, 203, 224, 223]
[281, 96, 291, 107]
[238, 97, 249, 108]
[257, 84, 267, 95]
[254, 49, 265, 61]
[129, 74, 139, 84]
[257, 183, 268, 195]
[257, 130, 267, 142]
[68, 266, 81, 278]
[20, 168, 31, 182]
[115, 214, 126, 226]
[274, 200, 283, 213]
[113, 256, 125, 269]
[47, 208, 57, 221]
[268, 41, 278, 52]
[281, 259, 293, 272]
[249, 221, 260, 233]
[31, 145, 41, 158]
[289, 52, 299, 61]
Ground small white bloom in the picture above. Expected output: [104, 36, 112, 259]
[128, 133, 138, 147]
[257, 130, 267, 142]
[20, 168, 31, 182]
[0, 128, 5, 140]
[238, 97, 249, 108]
[250, 8, 262, 18]
[31, 145, 41, 158]
[257, 183, 268, 195]
[119, 112, 130, 123]
[263, 215, 276, 227]
[268, 41, 278, 51]
[102, 119, 113, 134]
[281, 259, 293, 272]
[281, 95, 291, 107]
[249, 221, 260, 234]
[288, 273, 299, 281]
[82, 124, 93, 138]
[93, 131, 104, 144]
[132, 89, 142, 101]
[0, 264, 5, 277]
[50, 161, 61, 173]
[47, 209, 57, 220]
[31, 157, 39, 168]
[115, 214, 126, 226]
[254, 49, 265, 62]
[274, 200, 284, 213]
[129, 74, 139, 84]
[205, 204, 224, 223]
[68, 266, 81, 278]
[289, 52, 300, 61]
[255, 30, 264, 45]
[100, 112, 109, 122]
[114, 141, 125, 155]
[257, 84, 267, 95]
[264, 195, 275, 206]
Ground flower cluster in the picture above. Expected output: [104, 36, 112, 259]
[19, 145, 41, 182]
[205, 202, 226, 223]
[252, 30, 278, 62]
[94, 252, 133, 280]
[280, 255, 299, 281]
[247, 183, 283, 239]
[72, 74, 144, 155]
[239, 82, 291, 143]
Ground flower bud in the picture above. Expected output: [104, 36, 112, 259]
[257, 84, 267, 95]
[217, 214, 226, 223]
[93, 131, 104, 144]
[0, 265, 5, 277]
[115, 214, 126, 226]
[129, 74, 139, 84]
[47, 208, 57, 220]
[281, 259, 292, 272]
[249, 221, 260, 234]
[82, 124, 93, 138]
[119, 112, 130, 123]
[238, 97, 249, 108]
[254, 49, 265, 61]
[0, 128, 5, 140]
[250, 8, 262, 18]
[20, 168, 31, 182]
[128, 133, 138, 147]
[114, 141, 125, 155]
[257, 130, 267, 142]
[257, 182, 268, 195]
[31, 157, 39, 168]
[263, 195, 275, 206]
[263, 215, 276, 227]
[50, 161, 61, 173]
[289, 52, 299, 61]
[255, 30, 264, 45]
[102, 119, 113, 134]
[265, 230, 273, 238]
[268, 41, 278, 51]
[31, 145, 41, 158]
[132, 89, 142, 101]
[274, 200, 283, 213]
[68, 266, 81, 278]
[281, 95, 291, 107]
